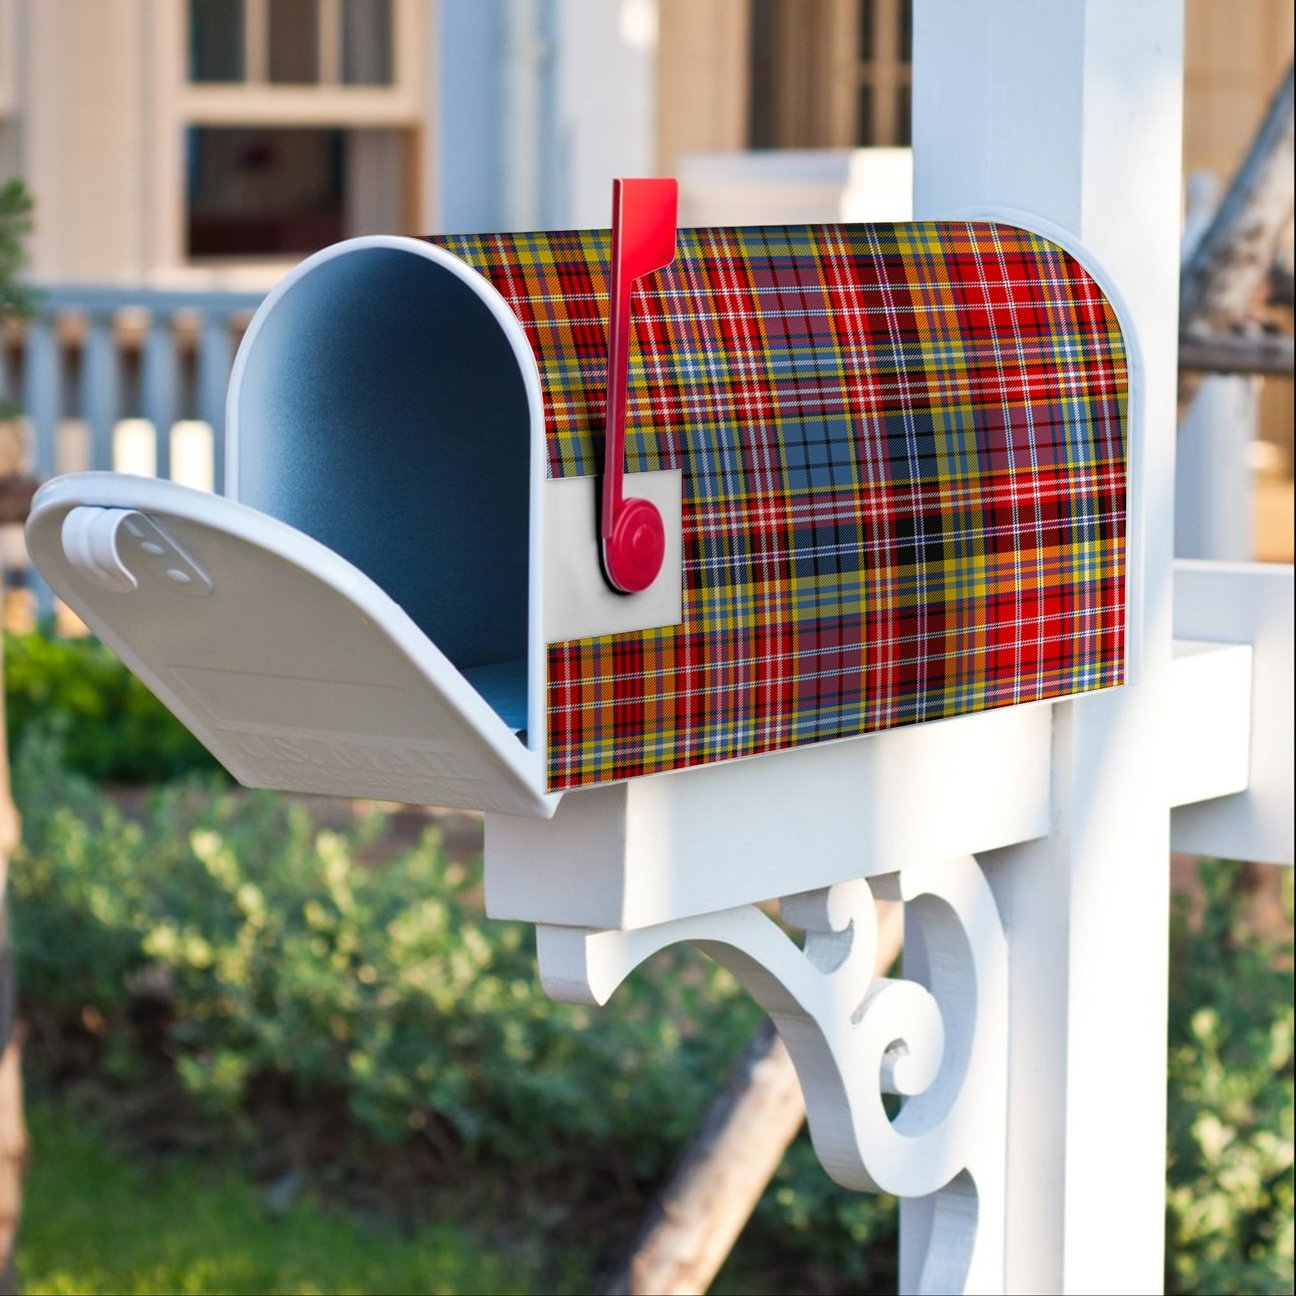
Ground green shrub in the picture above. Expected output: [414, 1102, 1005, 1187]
[11, 726, 759, 1171]
[12, 726, 895, 1287]
[724, 1137, 897, 1294]
[4, 630, 221, 783]
[1166, 861, 1294, 1295]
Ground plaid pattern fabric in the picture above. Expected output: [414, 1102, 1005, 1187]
[431, 223, 1128, 793]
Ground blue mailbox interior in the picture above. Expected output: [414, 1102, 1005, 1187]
[232, 244, 533, 733]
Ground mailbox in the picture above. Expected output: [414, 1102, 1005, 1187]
[26, 185, 1130, 819]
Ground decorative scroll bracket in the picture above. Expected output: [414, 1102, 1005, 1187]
[536, 855, 1008, 1296]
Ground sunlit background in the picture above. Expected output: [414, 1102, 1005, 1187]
[0, 4, 1290, 1295]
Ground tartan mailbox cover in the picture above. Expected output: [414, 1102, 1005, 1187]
[27, 210, 1128, 817]
[438, 218, 1129, 792]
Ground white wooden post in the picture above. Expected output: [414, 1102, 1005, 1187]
[1175, 376, 1258, 561]
[911, 3, 1183, 1291]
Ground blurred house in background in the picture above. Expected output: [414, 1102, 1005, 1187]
[0, 0, 428, 289]
[0, 0, 1289, 598]
[4, 0, 1285, 278]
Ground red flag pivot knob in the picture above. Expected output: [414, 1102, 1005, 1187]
[603, 495, 666, 594]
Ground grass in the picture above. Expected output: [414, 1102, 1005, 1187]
[17, 1101, 552, 1295]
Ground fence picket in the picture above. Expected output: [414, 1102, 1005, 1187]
[6, 286, 262, 621]
[198, 314, 234, 495]
[142, 315, 177, 481]
[81, 317, 120, 473]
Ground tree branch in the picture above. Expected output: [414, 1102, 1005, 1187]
[1179, 331, 1295, 377]
[1180, 61, 1294, 335]
[606, 903, 905, 1296]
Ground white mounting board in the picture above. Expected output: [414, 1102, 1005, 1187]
[485, 698, 1052, 929]
[541, 471, 683, 641]
[1171, 560, 1294, 864]
[1166, 640, 1251, 810]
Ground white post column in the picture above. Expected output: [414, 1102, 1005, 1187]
[911, 4, 1183, 1293]
[1175, 376, 1259, 560]
[549, 0, 658, 227]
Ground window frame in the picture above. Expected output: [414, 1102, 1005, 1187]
[151, 0, 426, 279]
[182, 0, 421, 123]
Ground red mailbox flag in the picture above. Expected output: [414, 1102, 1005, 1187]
[601, 178, 678, 593]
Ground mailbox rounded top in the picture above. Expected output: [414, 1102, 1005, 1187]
[225, 235, 550, 749]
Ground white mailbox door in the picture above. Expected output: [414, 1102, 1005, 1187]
[27, 473, 556, 819]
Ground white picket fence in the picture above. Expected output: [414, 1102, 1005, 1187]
[0, 285, 264, 616]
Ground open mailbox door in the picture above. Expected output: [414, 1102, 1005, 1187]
[27, 234, 557, 819]
[27, 473, 555, 818]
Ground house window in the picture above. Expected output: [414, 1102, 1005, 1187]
[856, 0, 912, 145]
[173, 0, 419, 264]
[187, 0, 394, 87]
[187, 127, 345, 257]
[749, 0, 912, 148]
[342, 0, 394, 85]
[190, 0, 247, 82]
[269, 0, 321, 85]
[185, 125, 412, 259]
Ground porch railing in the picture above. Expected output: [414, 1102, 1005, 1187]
[1, 284, 265, 618]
